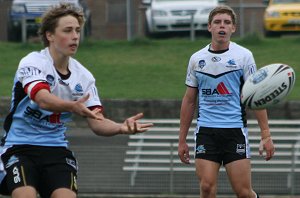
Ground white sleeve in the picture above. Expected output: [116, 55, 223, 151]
[85, 80, 102, 108]
[17, 54, 47, 87]
[185, 55, 198, 87]
[243, 52, 257, 81]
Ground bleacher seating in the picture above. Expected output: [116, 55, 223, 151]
[123, 119, 300, 194]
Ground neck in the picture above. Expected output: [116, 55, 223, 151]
[48, 47, 70, 74]
[210, 41, 230, 51]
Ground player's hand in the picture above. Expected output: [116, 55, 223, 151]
[120, 113, 153, 134]
[178, 142, 190, 164]
[72, 94, 102, 120]
[259, 136, 275, 161]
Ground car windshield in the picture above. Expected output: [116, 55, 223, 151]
[273, 0, 300, 3]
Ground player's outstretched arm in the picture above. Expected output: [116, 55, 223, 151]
[34, 89, 102, 120]
[87, 112, 153, 136]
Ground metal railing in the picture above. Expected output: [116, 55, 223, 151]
[123, 119, 300, 195]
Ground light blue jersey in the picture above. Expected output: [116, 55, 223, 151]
[185, 42, 256, 129]
[2, 48, 101, 147]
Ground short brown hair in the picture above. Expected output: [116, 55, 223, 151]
[38, 3, 85, 47]
[208, 5, 237, 25]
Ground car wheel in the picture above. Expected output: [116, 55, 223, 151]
[264, 29, 281, 37]
[7, 24, 21, 42]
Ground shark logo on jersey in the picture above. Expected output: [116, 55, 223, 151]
[46, 75, 55, 86]
[198, 60, 206, 69]
[72, 83, 84, 97]
[75, 84, 83, 92]
[226, 59, 237, 68]
[227, 59, 236, 65]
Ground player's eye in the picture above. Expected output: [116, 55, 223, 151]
[213, 20, 221, 24]
[224, 20, 232, 25]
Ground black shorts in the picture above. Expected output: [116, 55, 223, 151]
[195, 127, 251, 165]
[1, 145, 78, 197]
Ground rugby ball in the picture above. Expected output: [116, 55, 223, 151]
[241, 63, 296, 109]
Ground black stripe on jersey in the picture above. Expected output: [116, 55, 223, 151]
[56, 69, 71, 80]
[185, 85, 198, 89]
[196, 69, 242, 79]
[2, 81, 27, 146]
[239, 76, 247, 127]
[208, 48, 229, 54]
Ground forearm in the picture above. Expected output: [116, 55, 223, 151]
[87, 118, 122, 136]
[34, 89, 75, 113]
[254, 109, 270, 138]
[179, 97, 196, 143]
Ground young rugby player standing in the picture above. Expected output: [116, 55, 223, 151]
[178, 5, 275, 198]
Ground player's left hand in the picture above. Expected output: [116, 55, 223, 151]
[121, 113, 153, 134]
[259, 136, 275, 161]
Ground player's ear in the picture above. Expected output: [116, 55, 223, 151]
[208, 23, 212, 33]
[46, 31, 54, 43]
[231, 24, 236, 33]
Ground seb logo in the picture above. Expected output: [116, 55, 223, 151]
[24, 106, 61, 123]
[202, 82, 232, 95]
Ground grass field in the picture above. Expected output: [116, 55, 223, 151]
[0, 34, 299, 100]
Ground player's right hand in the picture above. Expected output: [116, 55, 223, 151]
[178, 142, 190, 164]
[72, 94, 102, 120]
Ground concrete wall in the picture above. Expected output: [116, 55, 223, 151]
[85, 0, 143, 40]
[1, 97, 300, 122]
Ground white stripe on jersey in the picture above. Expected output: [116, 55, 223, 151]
[26, 80, 45, 99]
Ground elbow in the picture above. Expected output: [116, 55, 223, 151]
[89, 123, 107, 136]
[91, 129, 113, 137]
[35, 98, 50, 110]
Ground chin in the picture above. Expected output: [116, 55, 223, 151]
[69, 50, 77, 56]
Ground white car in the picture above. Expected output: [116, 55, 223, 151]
[145, 0, 224, 34]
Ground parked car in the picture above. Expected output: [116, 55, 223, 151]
[263, 0, 300, 37]
[8, 0, 91, 41]
[144, 0, 225, 35]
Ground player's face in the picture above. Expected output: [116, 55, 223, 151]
[47, 15, 81, 57]
[208, 13, 236, 47]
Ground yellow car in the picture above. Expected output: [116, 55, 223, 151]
[264, 0, 300, 36]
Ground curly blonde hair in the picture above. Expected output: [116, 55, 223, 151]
[38, 3, 85, 47]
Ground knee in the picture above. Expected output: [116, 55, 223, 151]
[235, 189, 253, 198]
[200, 180, 216, 195]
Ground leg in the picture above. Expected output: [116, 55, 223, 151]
[1, 146, 40, 198]
[225, 159, 256, 198]
[51, 188, 76, 198]
[39, 147, 78, 198]
[195, 159, 220, 198]
[11, 186, 37, 198]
